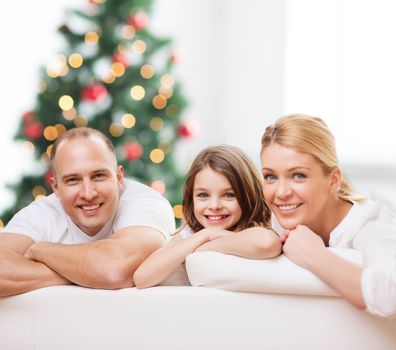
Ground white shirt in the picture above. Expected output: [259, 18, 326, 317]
[2, 178, 175, 243]
[274, 199, 396, 318]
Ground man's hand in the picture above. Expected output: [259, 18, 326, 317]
[0, 234, 72, 297]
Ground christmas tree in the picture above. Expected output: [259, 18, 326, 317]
[0, 0, 190, 227]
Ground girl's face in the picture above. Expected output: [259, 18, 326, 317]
[193, 166, 242, 230]
[260, 143, 338, 232]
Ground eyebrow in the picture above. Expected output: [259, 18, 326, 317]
[193, 187, 234, 192]
[262, 166, 310, 172]
[61, 169, 111, 180]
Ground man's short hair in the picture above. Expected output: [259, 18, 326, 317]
[50, 127, 116, 172]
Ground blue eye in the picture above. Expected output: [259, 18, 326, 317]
[224, 192, 236, 199]
[263, 174, 277, 183]
[197, 193, 208, 199]
[293, 173, 306, 180]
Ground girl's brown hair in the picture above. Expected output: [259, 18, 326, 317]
[260, 114, 364, 202]
[182, 145, 271, 232]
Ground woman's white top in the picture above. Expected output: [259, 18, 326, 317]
[275, 199, 396, 318]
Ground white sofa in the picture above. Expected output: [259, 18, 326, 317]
[1, 249, 396, 350]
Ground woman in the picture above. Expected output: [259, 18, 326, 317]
[260, 114, 396, 318]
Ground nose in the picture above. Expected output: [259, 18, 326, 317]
[275, 179, 293, 199]
[208, 196, 222, 210]
[80, 179, 98, 201]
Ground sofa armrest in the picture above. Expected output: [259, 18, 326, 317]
[185, 248, 362, 296]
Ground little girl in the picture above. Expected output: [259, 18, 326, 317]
[133, 145, 282, 288]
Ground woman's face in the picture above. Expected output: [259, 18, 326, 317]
[260, 143, 338, 231]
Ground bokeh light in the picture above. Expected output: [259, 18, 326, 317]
[150, 180, 166, 195]
[121, 113, 136, 128]
[150, 148, 165, 163]
[152, 95, 167, 109]
[121, 25, 136, 40]
[68, 53, 83, 68]
[173, 204, 183, 219]
[160, 74, 175, 87]
[109, 123, 124, 137]
[111, 62, 125, 77]
[44, 126, 58, 141]
[130, 85, 145, 100]
[132, 40, 147, 54]
[58, 95, 74, 111]
[63, 108, 77, 121]
[74, 116, 88, 127]
[85, 31, 99, 45]
[150, 117, 164, 131]
[140, 64, 154, 79]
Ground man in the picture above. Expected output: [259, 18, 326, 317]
[0, 127, 175, 296]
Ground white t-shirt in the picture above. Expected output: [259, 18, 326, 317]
[2, 178, 175, 243]
[274, 199, 396, 318]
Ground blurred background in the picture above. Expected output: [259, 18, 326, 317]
[0, 0, 395, 223]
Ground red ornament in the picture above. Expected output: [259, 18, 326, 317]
[112, 53, 129, 67]
[22, 111, 35, 123]
[24, 121, 43, 140]
[124, 141, 143, 160]
[177, 120, 200, 139]
[81, 84, 108, 101]
[170, 51, 182, 63]
[128, 11, 148, 30]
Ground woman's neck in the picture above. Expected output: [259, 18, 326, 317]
[312, 198, 353, 246]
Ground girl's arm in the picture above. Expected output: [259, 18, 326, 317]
[133, 230, 221, 289]
[282, 225, 365, 309]
[195, 227, 282, 259]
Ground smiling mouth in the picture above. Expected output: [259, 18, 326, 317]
[276, 203, 302, 211]
[79, 204, 101, 212]
[205, 215, 229, 221]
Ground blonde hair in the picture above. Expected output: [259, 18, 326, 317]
[260, 114, 364, 202]
[182, 145, 272, 232]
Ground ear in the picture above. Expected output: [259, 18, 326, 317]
[329, 167, 342, 193]
[116, 165, 124, 185]
[50, 175, 60, 197]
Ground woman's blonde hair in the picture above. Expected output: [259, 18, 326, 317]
[260, 114, 364, 202]
[182, 145, 272, 232]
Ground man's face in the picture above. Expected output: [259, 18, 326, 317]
[51, 136, 124, 236]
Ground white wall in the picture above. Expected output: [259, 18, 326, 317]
[284, 0, 396, 209]
[151, 0, 286, 162]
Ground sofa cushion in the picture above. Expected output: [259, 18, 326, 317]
[185, 248, 363, 296]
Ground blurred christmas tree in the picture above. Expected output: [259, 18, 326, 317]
[0, 0, 193, 227]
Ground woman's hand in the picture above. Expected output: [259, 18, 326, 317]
[282, 225, 326, 269]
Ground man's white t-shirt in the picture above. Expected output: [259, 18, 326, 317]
[2, 178, 175, 243]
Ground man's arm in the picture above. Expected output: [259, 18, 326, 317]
[25, 226, 166, 289]
[0, 233, 71, 297]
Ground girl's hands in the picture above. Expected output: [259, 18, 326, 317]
[282, 225, 326, 269]
[194, 228, 234, 252]
[197, 228, 233, 241]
